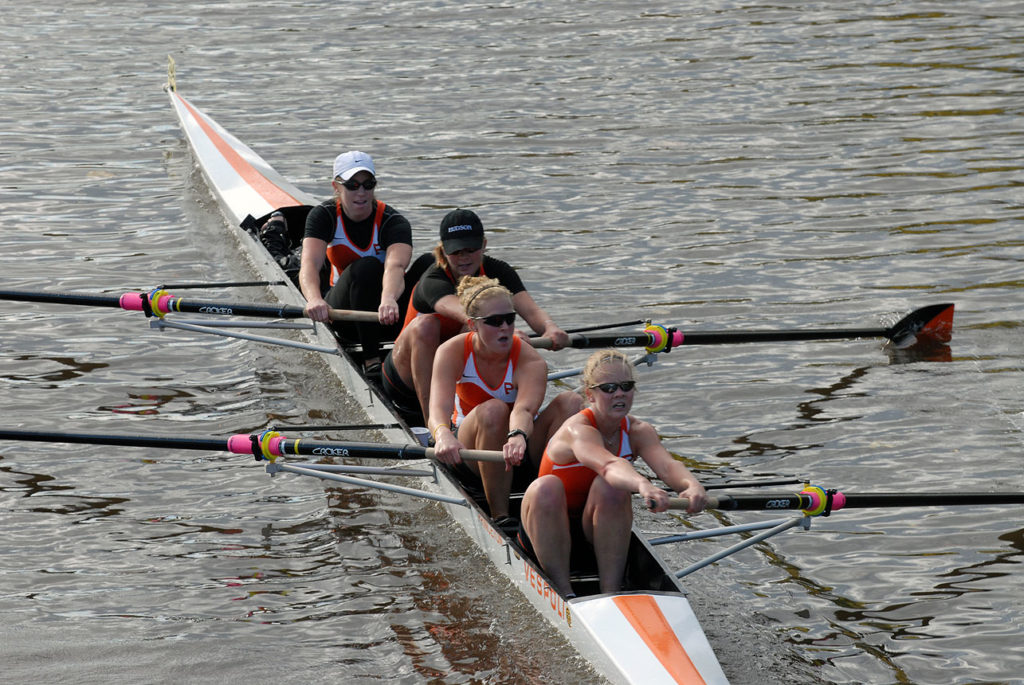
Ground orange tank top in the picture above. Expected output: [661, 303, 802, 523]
[538, 407, 633, 514]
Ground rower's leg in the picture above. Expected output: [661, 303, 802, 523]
[522, 476, 573, 595]
[403, 314, 441, 421]
[460, 399, 513, 518]
[583, 477, 633, 593]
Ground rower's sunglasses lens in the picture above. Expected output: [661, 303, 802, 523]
[591, 381, 636, 393]
[473, 312, 516, 327]
[338, 177, 377, 191]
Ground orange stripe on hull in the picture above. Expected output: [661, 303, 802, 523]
[612, 595, 706, 684]
[174, 94, 300, 210]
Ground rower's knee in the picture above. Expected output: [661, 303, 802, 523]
[408, 314, 441, 346]
[526, 475, 568, 512]
[590, 478, 631, 516]
[550, 390, 583, 417]
[474, 398, 511, 429]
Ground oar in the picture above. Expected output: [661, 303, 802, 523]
[530, 303, 954, 352]
[663, 485, 1024, 515]
[0, 428, 505, 463]
[0, 288, 377, 322]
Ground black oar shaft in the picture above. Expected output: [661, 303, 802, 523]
[0, 429, 505, 464]
[668, 490, 1024, 512]
[0, 429, 228, 452]
[0, 289, 122, 308]
[841, 492, 1024, 507]
[0, 287, 379, 322]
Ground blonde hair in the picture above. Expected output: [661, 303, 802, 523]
[432, 243, 447, 269]
[457, 276, 512, 317]
[582, 349, 635, 388]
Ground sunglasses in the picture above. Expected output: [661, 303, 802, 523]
[590, 381, 636, 393]
[337, 177, 377, 191]
[471, 312, 516, 327]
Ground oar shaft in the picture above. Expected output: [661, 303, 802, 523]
[0, 429, 229, 452]
[535, 327, 891, 350]
[0, 289, 123, 308]
[0, 287, 377, 322]
[0, 428, 504, 464]
[666, 490, 1024, 512]
[529, 304, 954, 350]
[261, 437, 504, 463]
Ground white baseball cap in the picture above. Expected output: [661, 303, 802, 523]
[333, 151, 376, 180]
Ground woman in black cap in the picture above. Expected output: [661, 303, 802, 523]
[380, 208, 570, 425]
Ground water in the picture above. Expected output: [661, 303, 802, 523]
[1, 2, 1022, 683]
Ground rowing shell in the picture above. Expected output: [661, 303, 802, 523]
[167, 73, 729, 684]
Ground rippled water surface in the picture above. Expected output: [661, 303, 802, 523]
[2, 2, 1022, 683]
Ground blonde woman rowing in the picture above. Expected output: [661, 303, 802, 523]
[428, 276, 580, 530]
[520, 349, 707, 596]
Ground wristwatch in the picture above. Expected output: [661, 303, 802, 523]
[506, 428, 528, 441]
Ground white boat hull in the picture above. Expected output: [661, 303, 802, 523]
[167, 85, 728, 685]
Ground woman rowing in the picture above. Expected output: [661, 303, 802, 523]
[381, 208, 570, 424]
[520, 349, 708, 596]
[299, 151, 424, 380]
[428, 276, 580, 531]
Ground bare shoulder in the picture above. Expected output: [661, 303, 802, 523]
[546, 414, 597, 463]
[626, 415, 658, 438]
[626, 416, 666, 452]
[438, 332, 469, 354]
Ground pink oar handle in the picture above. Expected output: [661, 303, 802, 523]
[118, 291, 175, 315]
[118, 292, 146, 311]
[227, 433, 286, 457]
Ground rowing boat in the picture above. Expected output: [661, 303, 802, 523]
[165, 71, 730, 683]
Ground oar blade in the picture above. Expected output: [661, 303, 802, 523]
[886, 303, 954, 347]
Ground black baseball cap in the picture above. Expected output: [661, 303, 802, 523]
[439, 209, 485, 253]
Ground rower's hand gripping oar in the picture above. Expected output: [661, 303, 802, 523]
[663, 484, 1024, 513]
[0, 428, 505, 464]
[530, 303, 954, 351]
[0, 288, 378, 323]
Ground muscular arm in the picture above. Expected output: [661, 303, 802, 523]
[569, 419, 706, 514]
[630, 421, 707, 514]
[299, 237, 329, 322]
[509, 349, 546, 434]
[432, 293, 469, 326]
[379, 242, 412, 324]
[426, 335, 465, 463]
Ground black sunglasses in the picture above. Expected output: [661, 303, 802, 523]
[590, 381, 636, 393]
[337, 177, 377, 191]
[472, 312, 516, 327]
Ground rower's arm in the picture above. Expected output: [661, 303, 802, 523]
[512, 291, 568, 349]
[381, 243, 412, 303]
[427, 335, 464, 457]
[299, 237, 330, 321]
[432, 294, 469, 326]
[379, 243, 412, 324]
[632, 422, 707, 513]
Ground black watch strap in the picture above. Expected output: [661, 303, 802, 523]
[506, 428, 528, 441]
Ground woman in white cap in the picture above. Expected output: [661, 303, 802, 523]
[299, 151, 423, 379]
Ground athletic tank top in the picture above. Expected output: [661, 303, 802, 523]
[538, 407, 633, 514]
[325, 200, 387, 284]
[451, 333, 522, 427]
